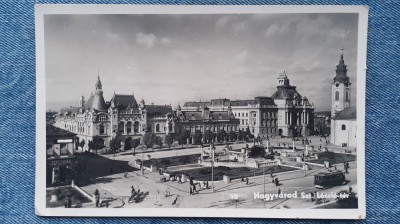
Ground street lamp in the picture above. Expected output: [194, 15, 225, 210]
[141, 144, 147, 175]
[211, 143, 215, 192]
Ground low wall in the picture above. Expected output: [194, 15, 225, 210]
[72, 183, 95, 203]
[200, 160, 247, 167]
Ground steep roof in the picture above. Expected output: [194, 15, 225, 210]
[111, 94, 138, 110]
[46, 124, 76, 138]
[146, 105, 173, 117]
[334, 107, 356, 120]
[271, 85, 300, 100]
[83, 94, 107, 111]
[92, 94, 107, 111]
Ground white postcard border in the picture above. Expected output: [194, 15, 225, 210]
[35, 4, 368, 219]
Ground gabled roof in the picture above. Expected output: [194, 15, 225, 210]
[111, 94, 138, 110]
[334, 107, 356, 120]
[46, 124, 76, 138]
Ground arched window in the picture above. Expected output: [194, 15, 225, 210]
[133, 121, 139, 133]
[335, 91, 339, 101]
[100, 124, 105, 135]
[156, 124, 160, 132]
[118, 122, 124, 133]
[345, 91, 349, 101]
[126, 121, 132, 134]
[342, 124, 346, 130]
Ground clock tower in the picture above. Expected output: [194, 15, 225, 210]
[331, 48, 351, 118]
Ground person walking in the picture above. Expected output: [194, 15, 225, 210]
[246, 177, 249, 185]
[94, 189, 100, 208]
[189, 186, 193, 196]
[275, 177, 279, 186]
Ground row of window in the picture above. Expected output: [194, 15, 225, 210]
[335, 90, 350, 101]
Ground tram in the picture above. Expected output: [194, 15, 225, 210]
[314, 170, 346, 189]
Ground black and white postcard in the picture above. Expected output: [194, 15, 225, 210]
[35, 5, 368, 219]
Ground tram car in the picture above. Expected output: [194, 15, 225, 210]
[314, 170, 346, 189]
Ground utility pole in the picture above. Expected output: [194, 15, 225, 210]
[211, 143, 215, 192]
[141, 144, 146, 175]
[263, 167, 266, 209]
[253, 169, 256, 185]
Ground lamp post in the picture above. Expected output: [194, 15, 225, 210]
[211, 143, 215, 192]
[141, 144, 147, 175]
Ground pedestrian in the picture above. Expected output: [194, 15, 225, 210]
[178, 176, 182, 184]
[241, 176, 244, 182]
[165, 190, 169, 198]
[94, 189, 100, 208]
[106, 200, 109, 208]
[131, 186, 136, 195]
[206, 181, 209, 189]
[172, 196, 178, 205]
[193, 183, 197, 193]
[275, 177, 279, 186]
[124, 171, 128, 178]
[246, 177, 249, 185]
[189, 186, 193, 196]
[278, 188, 281, 195]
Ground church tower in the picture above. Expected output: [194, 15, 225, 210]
[331, 48, 351, 117]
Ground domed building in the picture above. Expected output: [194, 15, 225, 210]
[53, 75, 174, 151]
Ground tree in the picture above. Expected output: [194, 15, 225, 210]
[155, 135, 163, 148]
[204, 130, 214, 143]
[178, 130, 191, 148]
[193, 130, 203, 145]
[165, 134, 174, 149]
[124, 137, 132, 151]
[142, 132, 156, 149]
[88, 136, 104, 154]
[110, 138, 122, 154]
[79, 139, 85, 151]
[249, 145, 266, 158]
[217, 130, 227, 143]
[245, 126, 254, 141]
[228, 131, 237, 142]
[238, 130, 245, 141]
[131, 138, 140, 155]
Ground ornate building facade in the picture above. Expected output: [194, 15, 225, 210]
[183, 71, 315, 138]
[174, 105, 240, 141]
[54, 75, 173, 150]
[272, 71, 315, 137]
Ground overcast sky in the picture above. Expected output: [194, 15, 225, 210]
[45, 13, 358, 112]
